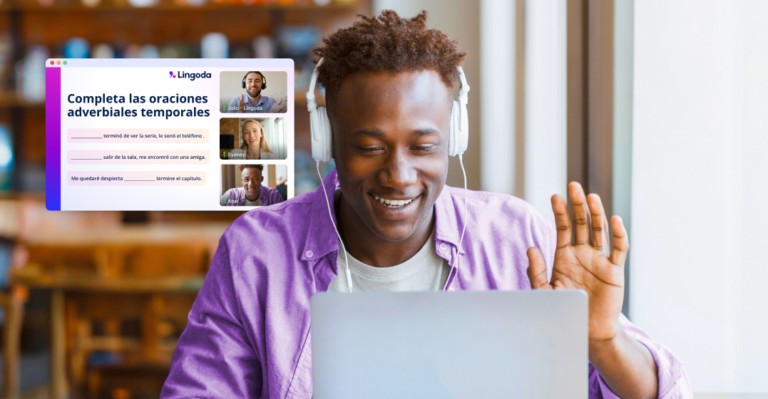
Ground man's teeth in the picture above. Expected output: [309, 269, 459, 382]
[374, 195, 414, 208]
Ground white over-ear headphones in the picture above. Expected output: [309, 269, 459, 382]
[306, 57, 470, 162]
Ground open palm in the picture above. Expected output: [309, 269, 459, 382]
[527, 182, 629, 341]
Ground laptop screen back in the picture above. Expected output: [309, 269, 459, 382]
[311, 290, 587, 399]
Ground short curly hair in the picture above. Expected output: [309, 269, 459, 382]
[239, 164, 264, 172]
[313, 10, 466, 97]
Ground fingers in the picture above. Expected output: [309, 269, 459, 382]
[556, 182, 628, 264]
[550, 194, 571, 249]
[586, 193, 607, 253]
[271, 99, 287, 113]
[526, 247, 552, 290]
[609, 215, 629, 266]
[568, 182, 590, 245]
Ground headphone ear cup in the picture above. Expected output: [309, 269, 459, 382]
[310, 106, 332, 162]
[449, 101, 460, 156]
[457, 98, 468, 155]
[262, 79, 267, 90]
[448, 100, 469, 157]
[242, 80, 246, 89]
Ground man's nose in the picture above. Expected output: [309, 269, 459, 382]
[380, 150, 416, 188]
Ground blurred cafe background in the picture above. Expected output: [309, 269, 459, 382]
[1, 0, 768, 397]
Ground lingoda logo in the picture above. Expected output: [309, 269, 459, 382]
[170, 71, 212, 81]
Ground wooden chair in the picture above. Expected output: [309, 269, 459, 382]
[65, 293, 145, 388]
[62, 242, 209, 399]
[0, 194, 125, 398]
[5, 196, 213, 397]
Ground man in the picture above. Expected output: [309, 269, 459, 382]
[226, 71, 287, 113]
[164, 11, 690, 398]
[220, 164, 285, 206]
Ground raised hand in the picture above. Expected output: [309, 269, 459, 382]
[526, 182, 629, 341]
[238, 94, 246, 113]
[269, 98, 287, 113]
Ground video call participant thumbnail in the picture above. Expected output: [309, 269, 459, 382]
[220, 164, 285, 206]
[226, 119, 278, 160]
[226, 71, 287, 113]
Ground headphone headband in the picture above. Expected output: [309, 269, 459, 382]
[306, 58, 323, 112]
[242, 71, 266, 90]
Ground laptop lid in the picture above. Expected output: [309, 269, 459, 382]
[310, 290, 587, 399]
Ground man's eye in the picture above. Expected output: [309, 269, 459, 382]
[357, 146, 384, 154]
[412, 145, 437, 153]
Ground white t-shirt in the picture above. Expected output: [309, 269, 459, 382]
[328, 233, 450, 292]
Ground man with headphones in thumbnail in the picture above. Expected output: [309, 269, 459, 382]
[226, 71, 287, 113]
[164, 10, 690, 399]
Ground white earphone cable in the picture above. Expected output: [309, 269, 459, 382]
[458, 154, 468, 252]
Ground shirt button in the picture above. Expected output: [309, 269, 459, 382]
[438, 243, 449, 253]
[304, 250, 314, 259]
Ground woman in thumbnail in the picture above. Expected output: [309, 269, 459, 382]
[228, 119, 277, 160]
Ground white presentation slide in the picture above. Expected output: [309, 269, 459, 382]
[45, 58, 294, 211]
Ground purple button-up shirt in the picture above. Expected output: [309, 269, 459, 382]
[163, 169, 691, 398]
[221, 185, 285, 206]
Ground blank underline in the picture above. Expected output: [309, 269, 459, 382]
[123, 179, 155, 182]
[72, 137, 102, 139]
[71, 158, 102, 161]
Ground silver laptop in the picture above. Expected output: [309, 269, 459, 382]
[310, 290, 587, 399]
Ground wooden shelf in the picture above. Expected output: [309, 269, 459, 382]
[0, 92, 44, 108]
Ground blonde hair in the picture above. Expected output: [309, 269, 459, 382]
[240, 119, 272, 153]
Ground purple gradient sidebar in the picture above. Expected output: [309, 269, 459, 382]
[46, 66, 61, 210]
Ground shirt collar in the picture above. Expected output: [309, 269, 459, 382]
[433, 185, 464, 261]
[302, 168, 342, 263]
[258, 184, 269, 199]
[245, 95, 265, 107]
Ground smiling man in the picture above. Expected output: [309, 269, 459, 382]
[220, 164, 284, 206]
[227, 71, 287, 113]
[163, 10, 690, 398]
